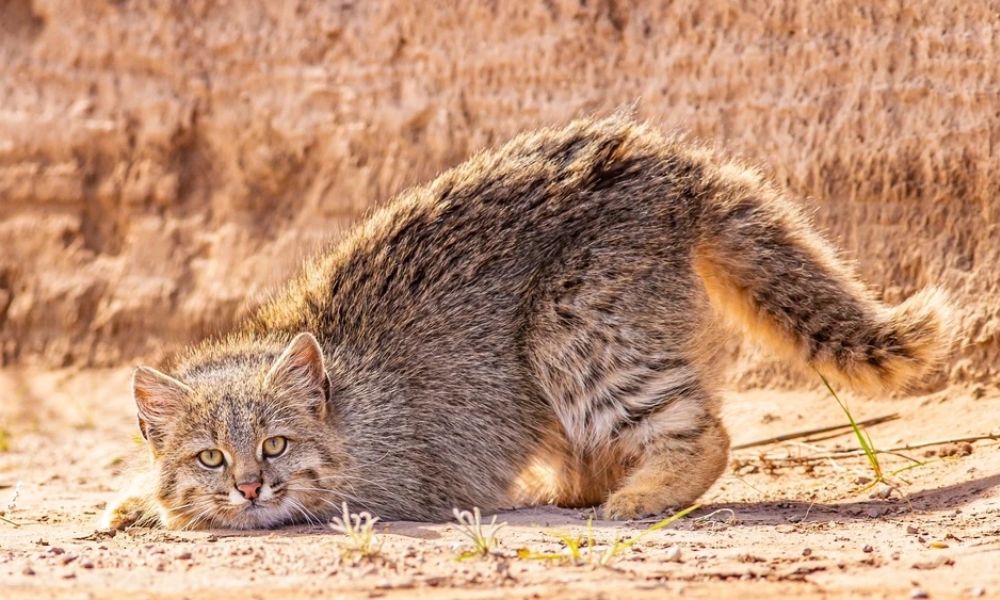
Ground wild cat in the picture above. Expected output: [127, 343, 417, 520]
[102, 114, 950, 530]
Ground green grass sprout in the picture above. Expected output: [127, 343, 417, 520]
[817, 372, 927, 494]
[516, 504, 700, 566]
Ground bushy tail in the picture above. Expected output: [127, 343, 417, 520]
[693, 171, 953, 393]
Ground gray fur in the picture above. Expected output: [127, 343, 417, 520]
[102, 114, 951, 529]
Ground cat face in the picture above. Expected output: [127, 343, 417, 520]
[133, 333, 348, 529]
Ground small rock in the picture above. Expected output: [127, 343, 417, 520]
[855, 476, 873, 485]
[82, 561, 94, 569]
[907, 525, 919, 535]
[22, 566, 35, 576]
[969, 587, 986, 598]
[911, 589, 929, 599]
[870, 484, 894, 500]
[802, 548, 812, 557]
[48, 547, 65, 556]
[913, 557, 955, 570]
[863, 545, 874, 553]
[176, 551, 192, 560]
[664, 546, 682, 562]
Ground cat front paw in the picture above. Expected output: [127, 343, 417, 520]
[99, 496, 154, 530]
[602, 488, 668, 520]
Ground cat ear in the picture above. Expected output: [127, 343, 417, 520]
[265, 333, 331, 418]
[133, 366, 193, 445]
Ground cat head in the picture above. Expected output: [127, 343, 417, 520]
[132, 333, 348, 529]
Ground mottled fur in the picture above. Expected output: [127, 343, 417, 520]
[102, 115, 951, 529]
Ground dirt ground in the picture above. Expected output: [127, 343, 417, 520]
[1, 368, 997, 599]
[2, 2, 999, 598]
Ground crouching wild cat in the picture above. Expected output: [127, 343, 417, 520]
[102, 115, 951, 530]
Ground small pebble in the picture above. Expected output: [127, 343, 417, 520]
[664, 546, 682, 562]
[911, 589, 929, 599]
[176, 552, 192, 560]
[802, 548, 812, 557]
[22, 566, 35, 576]
[907, 525, 919, 534]
[82, 561, 94, 569]
[870, 484, 894, 499]
[863, 545, 874, 553]
[49, 547, 65, 556]
[867, 506, 891, 518]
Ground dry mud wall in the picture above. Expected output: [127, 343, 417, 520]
[1, 0, 997, 389]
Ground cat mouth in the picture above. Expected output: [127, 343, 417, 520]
[222, 497, 292, 529]
[240, 495, 283, 511]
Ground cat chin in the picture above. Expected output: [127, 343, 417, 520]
[219, 501, 297, 530]
[162, 500, 292, 530]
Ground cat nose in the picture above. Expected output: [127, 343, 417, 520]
[236, 480, 262, 500]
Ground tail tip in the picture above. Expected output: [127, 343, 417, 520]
[818, 287, 956, 394]
[873, 286, 956, 391]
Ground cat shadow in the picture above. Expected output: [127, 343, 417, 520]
[699, 470, 1000, 527]
[492, 470, 1000, 531]
[175, 471, 998, 538]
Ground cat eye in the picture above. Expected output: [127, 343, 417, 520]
[197, 449, 225, 469]
[262, 436, 288, 458]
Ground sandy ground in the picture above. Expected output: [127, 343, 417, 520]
[0, 368, 997, 599]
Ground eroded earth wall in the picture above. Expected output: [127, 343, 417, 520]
[1, 1, 997, 389]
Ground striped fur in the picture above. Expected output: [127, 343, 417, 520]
[104, 114, 952, 528]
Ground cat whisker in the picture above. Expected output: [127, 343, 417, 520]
[284, 497, 322, 526]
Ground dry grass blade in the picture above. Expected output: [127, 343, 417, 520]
[732, 414, 899, 450]
[452, 507, 506, 560]
[0, 481, 22, 527]
[744, 433, 999, 464]
[329, 501, 382, 558]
